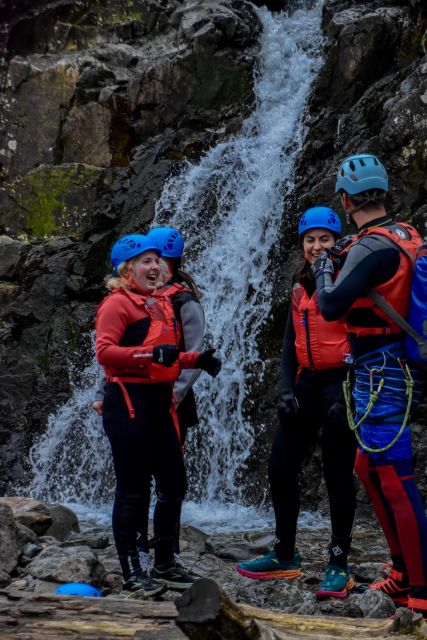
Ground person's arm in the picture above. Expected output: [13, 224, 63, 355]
[278, 308, 299, 421]
[279, 308, 298, 395]
[94, 375, 106, 402]
[314, 237, 400, 321]
[96, 297, 155, 374]
[92, 375, 106, 416]
[173, 298, 205, 405]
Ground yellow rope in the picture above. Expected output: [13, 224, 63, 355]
[343, 360, 414, 454]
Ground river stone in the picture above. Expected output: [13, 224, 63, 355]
[61, 532, 109, 549]
[25, 544, 105, 584]
[0, 503, 21, 575]
[349, 589, 396, 618]
[205, 530, 275, 561]
[0, 497, 52, 537]
[44, 504, 80, 542]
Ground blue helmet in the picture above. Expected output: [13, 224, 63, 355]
[335, 154, 388, 195]
[54, 582, 101, 597]
[147, 227, 184, 258]
[110, 234, 160, 274]
[298, 206, 342, 237]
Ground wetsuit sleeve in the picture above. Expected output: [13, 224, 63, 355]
[94, 375, 106, 402]
[173, 299, 205, 406]
[315, 236, 400, 321]
[96, 296, 154, 374]
[279, 308, 298, 394]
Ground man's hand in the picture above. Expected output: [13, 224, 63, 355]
[312, 251, 335, 278]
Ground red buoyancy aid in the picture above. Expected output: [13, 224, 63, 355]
[342, 223, 423, 336]
[96, 288, 200, 420]
[292, 283, 349, 370]
[156, 282, 191, 350]
[96, 287, 180, 382]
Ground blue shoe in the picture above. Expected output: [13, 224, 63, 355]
[316, 564, 354, 599]
[235, 550, 301, 581]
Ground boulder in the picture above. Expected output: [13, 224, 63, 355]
[0, 497, 52, 537]
[0, 502, 21, 574]
[25, 544, 105, 585]
[44, 504, 80, 542]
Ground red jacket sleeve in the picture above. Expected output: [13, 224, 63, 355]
[96, 294, 153, 375]
[178, 352, 201, 368]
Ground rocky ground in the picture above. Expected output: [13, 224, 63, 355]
[0, 496, 404, 620]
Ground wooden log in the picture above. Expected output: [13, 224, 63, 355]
[0, 589, 186, 639]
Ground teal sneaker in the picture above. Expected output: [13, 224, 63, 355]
[316, 564, 354, 599]
[235, 550, 301, 581]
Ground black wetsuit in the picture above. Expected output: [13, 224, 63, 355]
[269, 273, 357, 566]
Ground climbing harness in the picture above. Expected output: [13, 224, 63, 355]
[343, 350, 414, 454]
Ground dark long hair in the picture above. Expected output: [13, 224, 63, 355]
[171, 258, 201, 299]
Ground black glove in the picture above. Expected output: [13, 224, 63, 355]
[278, 392, 299, 424]
[311, 250, 335, 279]
[196, 348, 222, 377]
[152, 345, 179, 367]
[328, 234, 354, 269]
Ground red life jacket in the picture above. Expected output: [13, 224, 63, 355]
[342, 223, 423, 336]
[292, 283, 349, 370]
[156, 282, 191, 350]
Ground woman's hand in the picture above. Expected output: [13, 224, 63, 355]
[196, 349, 222, 377]
[92, 400, 104, 416]
[152, 345, 180, 366]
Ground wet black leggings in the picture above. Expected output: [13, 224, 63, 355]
[269, 368, 357, 562]
[103, 382, 187, 578]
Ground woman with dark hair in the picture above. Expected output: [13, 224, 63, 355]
[237, 207, 357, 599]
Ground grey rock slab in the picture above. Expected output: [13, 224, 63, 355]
[25, 544, 105, 584]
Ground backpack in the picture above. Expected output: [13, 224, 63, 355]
[368, 242, 427, 369]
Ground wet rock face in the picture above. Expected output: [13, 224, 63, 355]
[0, 0, 260, 180]
[0, 0, 261, 491]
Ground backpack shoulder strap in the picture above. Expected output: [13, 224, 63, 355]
[367, 289, 427, 353]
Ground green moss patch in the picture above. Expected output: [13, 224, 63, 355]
[0, 164, 114, 240]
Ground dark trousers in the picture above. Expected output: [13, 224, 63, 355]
[103, 382, 187, 577]
[268, 368, 357, 560]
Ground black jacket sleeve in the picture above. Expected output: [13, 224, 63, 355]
[279, 308, 298, 395]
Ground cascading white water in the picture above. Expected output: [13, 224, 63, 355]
[24, 4, 323, 532]
[155, 6, 323, 513]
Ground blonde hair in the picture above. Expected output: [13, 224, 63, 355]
[105, 261, 132, 291]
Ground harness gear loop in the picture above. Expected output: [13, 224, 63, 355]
[343, 353, 414, 454]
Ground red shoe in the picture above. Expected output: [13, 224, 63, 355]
[369, 567, 410, 606]
[407, 593, 427, 618]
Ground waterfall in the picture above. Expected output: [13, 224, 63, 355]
[155, 6, 322, 516]
[24, 4, 322, 532]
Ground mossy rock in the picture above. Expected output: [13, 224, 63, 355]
[0, 164, 115, 240]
